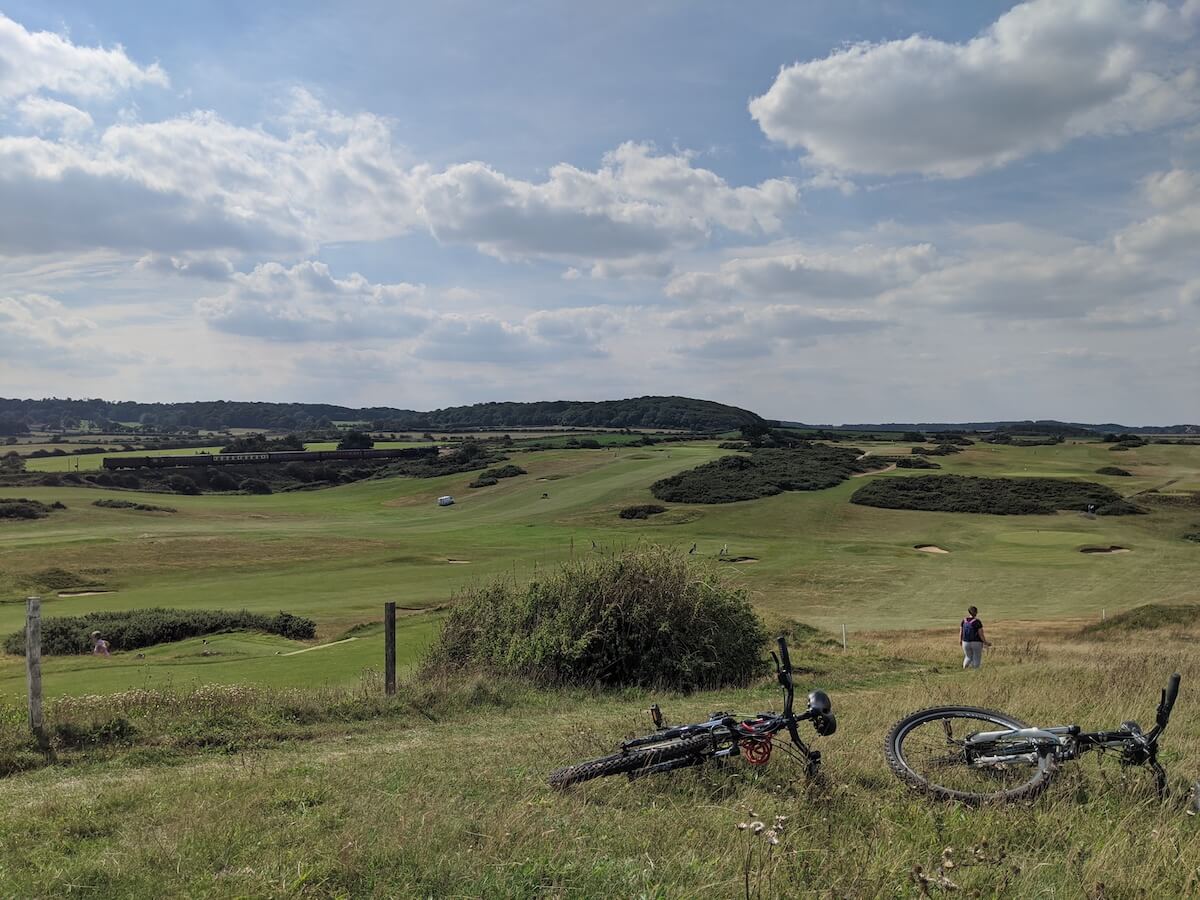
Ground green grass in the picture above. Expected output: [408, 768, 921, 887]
[0, 626, 1197, 896]
[2, 439, 1199, 697]
[22, 441, 429, 472]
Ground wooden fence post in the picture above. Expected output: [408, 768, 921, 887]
[26, 597, 51, 757]
[841, 624, 847, 652]
[384, 601, 396, 696]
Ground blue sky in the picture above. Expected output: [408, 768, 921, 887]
[0, 1, 1197, 423]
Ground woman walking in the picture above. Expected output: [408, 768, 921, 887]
[960, 606, 990, 669]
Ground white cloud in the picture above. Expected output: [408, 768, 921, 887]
[0, 293, 136, 372]
[0, 12, 167, 104]
[750, 0, 1200, 177]
[197, 260, 427, 341]
[666, 243, 936, 303]
[418, 142, 797, 266]
[136, 253, 235, 281]
[16, 96, 93, 136]
[1116, 167, 1200, 259]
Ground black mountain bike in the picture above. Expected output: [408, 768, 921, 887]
[885, 673, 1181, 804]
[549, 637, 836, 789]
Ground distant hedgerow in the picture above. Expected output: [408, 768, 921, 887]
[3, 608, 316, 656]
[1096, 466, 1132, 476]
[423, 545, 767, 690]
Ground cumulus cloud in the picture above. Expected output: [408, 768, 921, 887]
[669, 303, 890, 359]
[666, 243, 936, 303]
[0, 293, 135, 372]
[136, 253, 235, 281]
[750, 0, 1200, 177]
[0, 13, 167, 104]
[418, 142, 797, 266]
[16, 96, 93, 136]
[0, 90, 421, 257]
[197, 260, 427, 341]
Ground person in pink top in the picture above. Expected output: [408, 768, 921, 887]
[90, 630, 111, 657]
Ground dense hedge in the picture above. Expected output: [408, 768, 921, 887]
[1096, 466, 1133, 477]
[850, 475, 1142, 516]
[423, 546, 766, 690]
[651, 445, 882, 504]
[4, 608, 316, 656]
[912, 443, 963, 456]
[619, 503, 667, 519]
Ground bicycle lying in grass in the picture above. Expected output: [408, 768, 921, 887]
[548, 636, 836, 789]
[885, 673, 1182, 804]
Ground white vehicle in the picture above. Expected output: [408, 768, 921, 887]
[437, 495, 454, 507]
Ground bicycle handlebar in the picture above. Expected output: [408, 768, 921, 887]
[1165, 673, 1181, 711]
[776, 636, 795, 717]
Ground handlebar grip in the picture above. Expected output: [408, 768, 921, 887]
[1165, 673, 1181, 711]
[777, 636, 793, 674]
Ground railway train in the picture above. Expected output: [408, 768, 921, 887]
[102, 446, 438, 470]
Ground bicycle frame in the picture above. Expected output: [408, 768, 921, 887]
[619, 636, 835, 777]
[963, 673, 1181, 794]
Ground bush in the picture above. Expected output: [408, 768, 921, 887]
[0, 498, 62, 519]
[468, 476, 499, 488]
[851, 474, 1142, 516]
[239, 478, 272, 494]
[483, 464, 527, 479]
[894, 457, 940, 469]
[1096, 466, 1132, 476]
[337, 431, 374, 450]
[423, 546, 767, 690]
[619, 503, 667, 519]
[1184, 532, 1200, 543]
[651, 445, 881, 504]
[3, 608, 317, 655]
[167, 474, 200, 495]
[208, 471, 238, 491]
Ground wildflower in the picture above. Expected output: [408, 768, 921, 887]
[751, 821, 765, 834]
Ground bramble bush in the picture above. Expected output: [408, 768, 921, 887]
[423, 545, 767, 690]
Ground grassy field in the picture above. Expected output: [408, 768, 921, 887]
[0, 620, 1197, 896]
[2, 438, 1199, 698]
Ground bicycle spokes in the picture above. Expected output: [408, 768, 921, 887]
[899, 713, 1040, 796]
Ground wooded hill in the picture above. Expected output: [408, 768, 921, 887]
[0, 395, 765, 434]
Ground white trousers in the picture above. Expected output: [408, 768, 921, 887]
[962, 641, 983, 669]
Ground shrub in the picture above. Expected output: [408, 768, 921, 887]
[468, 475, 499, 488]
[3, 608, 317, 655]
[483, 464, 527, 479]
[239, 478, 272, 494]
[1096, 466, 1132, 476]
[894, 457, 940, 469]
[850, 474, 1142, 516]
[0, 498, 62, 520]
[336, 430, 374, 450]
[167, 474, 200, 495]
[1184, 532, 1200, 543]
[619, 503, 667, 519]
[208, 471, 238, 491]
[423, 545, 767, 690]
[651, 445, 880, 504]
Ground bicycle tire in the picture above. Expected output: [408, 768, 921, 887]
[548, 735, 712, 789]
[884, 706, 1055, 804]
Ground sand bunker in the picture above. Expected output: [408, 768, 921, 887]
[914, 545, 950, 554]
[446, 558, 471, 564]
[721, 556, 759, 564]
[1080, 546, 1131, 554]
[57, 590, 114, 597]
[852, 463, 897, 478]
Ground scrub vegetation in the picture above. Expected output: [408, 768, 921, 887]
[851, 474, 1142, 516]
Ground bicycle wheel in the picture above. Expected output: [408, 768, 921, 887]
[884, 706, 1055, 804]
[548, 735, 712, 789]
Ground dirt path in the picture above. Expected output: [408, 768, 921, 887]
[852, 463, 896, 477]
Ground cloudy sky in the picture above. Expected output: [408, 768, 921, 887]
[1, 1, 1198, 424]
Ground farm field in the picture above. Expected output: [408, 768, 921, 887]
[21, 441, 427, 472]
[1, 438, 1199, 697]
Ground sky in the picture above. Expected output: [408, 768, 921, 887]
[0, 1, 1198, 424]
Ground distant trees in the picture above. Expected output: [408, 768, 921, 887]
[0, 414, 28, 435]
